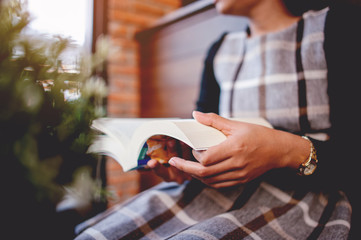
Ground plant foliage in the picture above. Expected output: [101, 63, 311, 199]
[0, 0, 108, 238]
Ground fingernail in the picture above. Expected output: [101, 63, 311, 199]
[168, 158, 176, 166]
[147, 159, 156, 168]
[192, 110, 199, 118]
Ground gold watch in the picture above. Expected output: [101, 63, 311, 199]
[297, 136, 318, 176]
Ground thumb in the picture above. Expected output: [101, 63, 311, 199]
[192, 111, 233, 136]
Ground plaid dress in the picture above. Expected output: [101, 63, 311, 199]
[74, 8, 351, 240]
[215, 8, 331, 137]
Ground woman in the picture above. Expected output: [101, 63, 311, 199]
[75, 0, 360, 239]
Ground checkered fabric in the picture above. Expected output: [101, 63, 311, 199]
[75, 179, 350, 240]
[215, 8, 331, 136]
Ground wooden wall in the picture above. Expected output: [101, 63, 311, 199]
[136, 0, 248, 119]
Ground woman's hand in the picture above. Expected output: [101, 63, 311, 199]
[168, 111, 310, 188]
[146, 136, 192, 184]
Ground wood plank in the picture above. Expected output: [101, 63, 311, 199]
[136, 2, 247, 118]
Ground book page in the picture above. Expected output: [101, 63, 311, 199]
[172, 120, 226, 150]
[92, 118, 151, 141]
[89, 117, 272, 172]
[91, 118, 180, 171]
[88, 135, 126, 163]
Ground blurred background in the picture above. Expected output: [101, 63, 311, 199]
[22, 0, 246, 208]
[1, 0, 247, 238]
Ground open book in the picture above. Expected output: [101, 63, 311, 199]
[88, 117, 272, 171]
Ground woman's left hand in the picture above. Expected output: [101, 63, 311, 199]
[168, 111, 309, 188]
[146, 135, 193, 184]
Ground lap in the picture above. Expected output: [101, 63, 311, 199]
[75, 179, 351, 240]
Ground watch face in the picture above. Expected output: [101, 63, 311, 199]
[304, 163, 316, 175]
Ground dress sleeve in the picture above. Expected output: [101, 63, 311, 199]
[196, 33, 228, 113]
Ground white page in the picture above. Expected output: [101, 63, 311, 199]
[89, 117, 272, 171]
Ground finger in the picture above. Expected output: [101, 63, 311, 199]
[192, 138, 237, 166]
[192, 149, 205, 162]
[148, 159, 173, 181]
[190, 153, 248, 181]
[192, 111, 233, 136]
[170, 167, 192, 184]
[201, 170, 249, 186]
[147, 159, 160, 168]
[187, 171, 244, 189]
[169, 156, 233, 178]
[208, 180, 244, 189]
[169, 157, 207, 176]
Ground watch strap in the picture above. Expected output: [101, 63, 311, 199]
[297, 136, 318, 176]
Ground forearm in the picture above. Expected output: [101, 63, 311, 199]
[272, 129, 311, 171]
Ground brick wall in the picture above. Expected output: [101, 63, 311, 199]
[106, 0, 181, 205]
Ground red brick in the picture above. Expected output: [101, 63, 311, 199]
[106, 157, 123, 171]
[110, 37, 138, 50]
[107, 175, 133, 185]
[108, 72, 138, 83]
[109, 9, 158, 27]
[108, 84, 139, 97]
[106, 0, 182, 205]
[107, 104, 140, 118]
[108, 92, 139, 102]
[108, 0, 133, 10]
[133, 2, 167, 16]
[108, 64, 139, 76]
[107, 99, 140, 111]
[108, 52, 138, 67]
[107, 95, 139, 106]
[147, 0, 181, 9]
[111, 179, 139, 192]
[108, 23, 129, 38]
[107, 171, 139, 185]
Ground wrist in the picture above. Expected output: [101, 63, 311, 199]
[278, 131, 311, 170]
